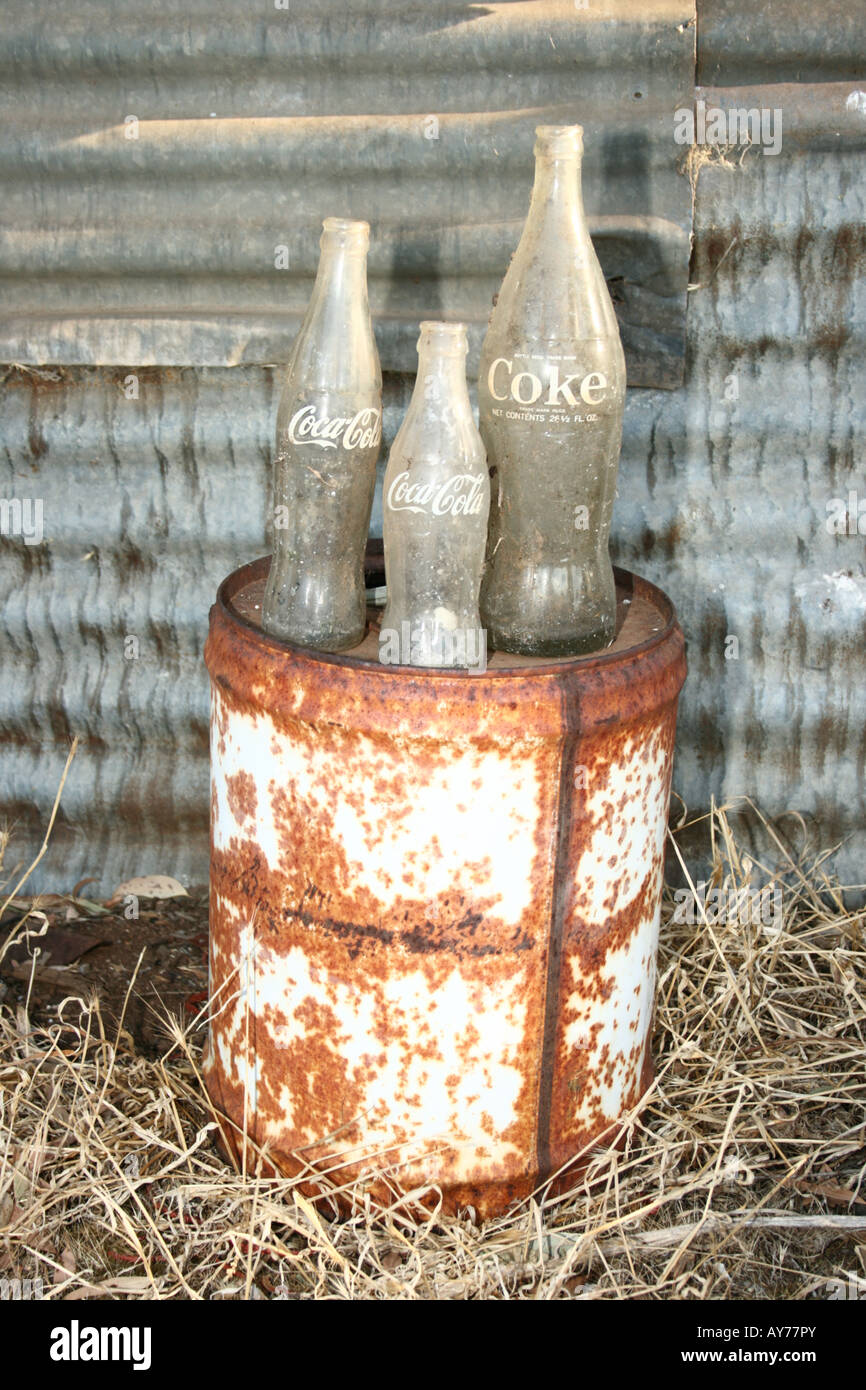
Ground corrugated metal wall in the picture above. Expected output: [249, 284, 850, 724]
[1, 1, 864, 893]
[0, 0, 693, 384]
[616, 1, 866, 882]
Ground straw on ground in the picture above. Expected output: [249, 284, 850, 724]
[0, 795, 864, 1300]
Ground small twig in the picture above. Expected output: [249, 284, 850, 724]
[0, 738, 78, 930]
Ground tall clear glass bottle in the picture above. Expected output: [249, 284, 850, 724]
[381, 322, 489, 670]
[262, 217, 382, 652]
[478, 125, 626, 657]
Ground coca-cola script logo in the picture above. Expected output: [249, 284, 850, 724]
[386, 472, 485, 517]
[288, 405, 382, 451]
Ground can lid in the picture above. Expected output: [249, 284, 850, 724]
[207, 558, 686, 742]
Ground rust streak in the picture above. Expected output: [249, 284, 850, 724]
[535, 713, 581, 1183]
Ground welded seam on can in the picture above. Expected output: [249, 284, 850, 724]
[535, 707, 580, 1183]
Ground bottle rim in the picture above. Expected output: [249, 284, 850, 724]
[534, 124, 584, 157]
[418, 320, 467, 335]
[320, 217, 370, 242]
[416, 320, 468, 354]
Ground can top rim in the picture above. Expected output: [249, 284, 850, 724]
[214, 557, 682, 683]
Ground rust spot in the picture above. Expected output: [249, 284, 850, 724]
[225, 770, 257, 824]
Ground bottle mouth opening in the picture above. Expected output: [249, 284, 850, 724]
[534, 124, 584, 157]
[417, 320, 468, 354]
[321, 217, 370, 246]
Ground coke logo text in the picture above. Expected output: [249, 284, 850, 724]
[487, 358, 608, 408]
[288, 405, 382, 451]
[386, 472, 485, 517]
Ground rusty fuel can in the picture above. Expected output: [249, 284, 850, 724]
[204, 557, 686, 1217]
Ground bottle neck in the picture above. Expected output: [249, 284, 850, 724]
[307, 241, 370, 318]
[413, 334, 472, 416]
[526, 151, 588, 242]
[293, 224, 377, 392]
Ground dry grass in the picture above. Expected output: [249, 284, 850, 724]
[0, 793, 864, 1301]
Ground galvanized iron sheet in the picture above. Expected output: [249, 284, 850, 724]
[0, 0, 695, 386]
[698, 0, 866, 86]
[612, 80, 866, 883]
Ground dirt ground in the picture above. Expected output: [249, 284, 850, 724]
[0, 893, 209, 1056]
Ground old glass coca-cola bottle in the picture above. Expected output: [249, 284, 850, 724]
[262, 217, 382, 651]
[380, 322, 489, 670]
[479, 125, 626, 656]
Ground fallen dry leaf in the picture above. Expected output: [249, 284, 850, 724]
[3, 926, 106, 970]
[800, 1180, 866, 1209]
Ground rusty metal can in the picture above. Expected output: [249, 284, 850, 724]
[204, 558, 686, 1217]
